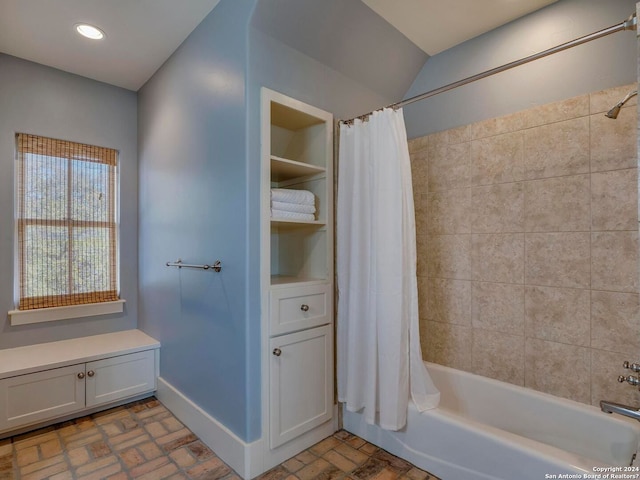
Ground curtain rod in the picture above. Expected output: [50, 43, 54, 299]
[342, 12, 637, 125]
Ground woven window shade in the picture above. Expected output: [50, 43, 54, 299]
[16, 133, 119, 310]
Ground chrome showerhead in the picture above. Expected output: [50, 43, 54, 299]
[605, 90, 638, 119]
[605, 104, 623, 119]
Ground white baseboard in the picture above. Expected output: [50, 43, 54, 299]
[157, 377, 339, 479]
[156, 377, 263, 479]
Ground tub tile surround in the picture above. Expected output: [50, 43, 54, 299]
[409, 83, 640, 406]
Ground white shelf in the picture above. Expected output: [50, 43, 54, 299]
[271, 156, 325, 182]
[271, 218, 325, 228]
[270, 275, 327, 286]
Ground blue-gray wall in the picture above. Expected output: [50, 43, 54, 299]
[403, 0, 638, 138]
[137, 0, 426, 443]
[250, 0, 428, 102]
[0, 53, 138, 349]
[137, 0, 257, 441]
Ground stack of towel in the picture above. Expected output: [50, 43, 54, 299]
[271, 188, 316, 221]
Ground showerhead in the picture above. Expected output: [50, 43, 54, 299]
[605, 90, 638, 119]
[605, 104, 623, 119]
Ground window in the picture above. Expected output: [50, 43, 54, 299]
[15, 133, 119, 312]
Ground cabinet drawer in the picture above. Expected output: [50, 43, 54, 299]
[270, 284, 331, 335]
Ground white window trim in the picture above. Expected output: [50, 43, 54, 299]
[8, 299, 125, 326]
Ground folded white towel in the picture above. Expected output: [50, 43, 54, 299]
[271, 209, 315, 222]
[271, 188, 315, 206]
[271, 201, 316, 214]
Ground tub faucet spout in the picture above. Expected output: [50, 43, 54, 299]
[600, 400, 640, 422]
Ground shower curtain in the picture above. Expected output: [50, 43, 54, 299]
[337, 108, 440, 431]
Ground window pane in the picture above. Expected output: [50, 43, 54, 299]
[23, 226, 68, 298]
[71, 160, 111, 222]
[23, 154, 67, 220]
[72, 227, 112, 293]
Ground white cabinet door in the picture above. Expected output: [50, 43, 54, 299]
[0, 364, 85, 431]
[269, 325, 332, 449]
[85, 350, 156, 408]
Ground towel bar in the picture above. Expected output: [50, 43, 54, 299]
[166, 259, 222, 272]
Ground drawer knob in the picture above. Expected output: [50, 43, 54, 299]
[273, 348, 282, 357]
[87, 370, 95, 377]
[77, 372, 85, 379]
[300, 304, 310, 312]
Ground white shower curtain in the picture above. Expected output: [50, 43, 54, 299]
[337, 108, 440, 431]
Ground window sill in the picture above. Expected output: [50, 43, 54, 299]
[8, 300, 126, 326]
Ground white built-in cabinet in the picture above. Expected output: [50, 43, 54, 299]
[261, 88, 336, 467]
[0, 330, 159, 435]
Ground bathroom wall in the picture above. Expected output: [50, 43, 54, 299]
[138, 0, 256, 440]
[409, 83, 639, 407]
[403, 0, 638, 138]
[0, 53, 138, 349]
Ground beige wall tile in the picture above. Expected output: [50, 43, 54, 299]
[428, 143, 470, 191]
[414, 193, 428, 237]
[591, 168, 638, 231]
[591, 291, 640, 355]
[471, 183, 524, 233]
[591, 231, 639, 293]
[472, 233, 524, 283]
[408, 135, 429, 154]
[525, 338, 590, 403]
[426, 234, 471, 280]
[415, 84, 638, 408]
[469, 117, 501, 141]
[417, 276, 429, 319]
[416, 234, 428, 277]
[524, 285, 590, 346]
[410, 149, 428, 195]
[472, 329, 524, 385]
[447, 125, 471, 145]
[590, 83, 638, 114]
[421, 321, 472, 372]
[523, 117, 590, 179]
[426, 278, 471, 326]
[469, 112, 526, 140]
[521, 94, 589, 129]
[426, 188, 471, 234]
[591, 349, 640, 407]
[427, 131, 448, 152]
[523, 175, 590, 232]
[525, 232, 590, 288]
[590, 109, 637, 172]
[471, 282, 524, 335]
[470, 131, 524, 186]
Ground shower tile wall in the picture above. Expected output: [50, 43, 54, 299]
[409, 83, 639, 407]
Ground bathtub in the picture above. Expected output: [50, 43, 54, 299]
[343, 362, 640, 480]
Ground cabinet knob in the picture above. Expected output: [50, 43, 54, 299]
[87, 370, 95, 377]
[77, 372, 85, 379]
[273, 348, 282, 357]
[300, 304, 309, 312]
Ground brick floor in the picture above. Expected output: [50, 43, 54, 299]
[0, 398, 440, 480]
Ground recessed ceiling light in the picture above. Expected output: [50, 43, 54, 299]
[75, 24, 105, 40]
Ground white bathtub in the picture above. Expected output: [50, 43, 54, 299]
[343, 362, 640, 480]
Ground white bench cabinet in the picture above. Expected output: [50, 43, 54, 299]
[0, 330, 159, 434]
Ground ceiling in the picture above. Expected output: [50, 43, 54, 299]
[362, 0, 560, 55]
[0, 0, 221, 91]
[0, 0, 559, 92]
